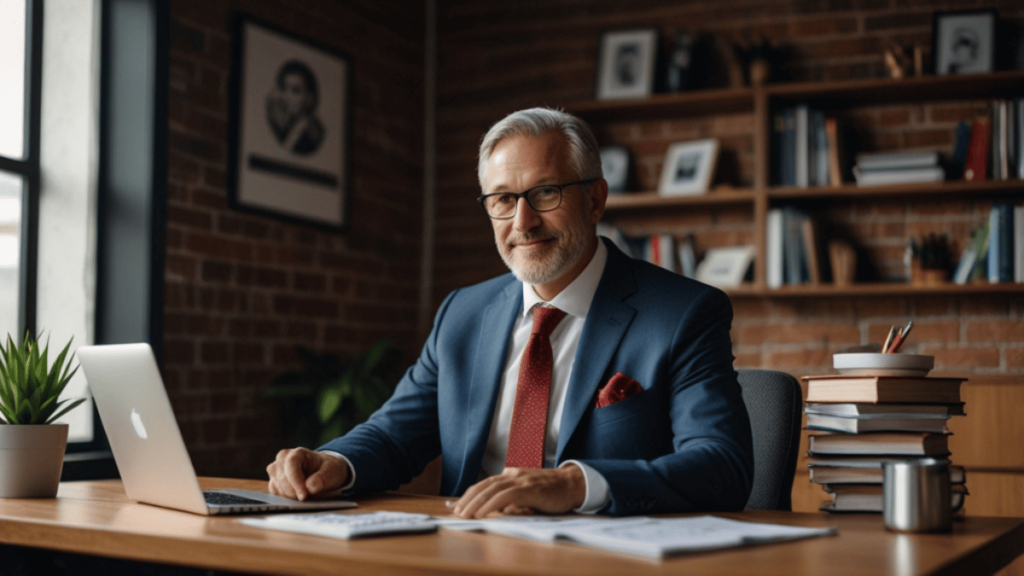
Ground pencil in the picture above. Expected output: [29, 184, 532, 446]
[888, 320, 913, 353]
[881, 326, 898, 354]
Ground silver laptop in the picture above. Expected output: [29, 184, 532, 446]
[77, 343, 357, 515]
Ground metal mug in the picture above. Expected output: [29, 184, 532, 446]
[883, 458, 952, 533]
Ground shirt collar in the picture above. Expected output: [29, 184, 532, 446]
[522, 239, 607, 320]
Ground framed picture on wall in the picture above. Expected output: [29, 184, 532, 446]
[657, 139, 719, 196]
[228, 14, 351, 230]
[933, 9, 996, 76]
[595, 28, 659, 100]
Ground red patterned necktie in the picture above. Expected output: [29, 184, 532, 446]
[505, 305, 567, 469]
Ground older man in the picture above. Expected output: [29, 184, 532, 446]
[267, 107, 753, 517]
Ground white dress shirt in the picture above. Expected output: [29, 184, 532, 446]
[330, 241, 612, 512]
[479, 240, 610, 513]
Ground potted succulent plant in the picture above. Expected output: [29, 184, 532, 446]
[0, 333, 85, 498]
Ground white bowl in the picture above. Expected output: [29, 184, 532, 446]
[832, 353, 934, 377]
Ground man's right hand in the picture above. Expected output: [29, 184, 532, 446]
[266, 447, 349, 501]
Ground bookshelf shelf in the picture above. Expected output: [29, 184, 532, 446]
[577, 70, 1024, 297]
[726, 281, 1024, 298]
[605, 190, 756, 212]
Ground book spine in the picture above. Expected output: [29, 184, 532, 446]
[998, 203, 1014, 283]
[766, 208, 784, 289]
[964, 115, 991, 182]
[1016, 205, 1024, 283]
[825, 118, 843, 186]
[781, 108, 796, 187]
[795, 105, 809, 188]
[988, 205, 1000, 283]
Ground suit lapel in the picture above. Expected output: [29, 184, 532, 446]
[456, 279, 522, 491]
[555, 240, 638, 461]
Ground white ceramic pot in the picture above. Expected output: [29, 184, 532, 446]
[0, 424, 68, 498]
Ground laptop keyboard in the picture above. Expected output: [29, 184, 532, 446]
[203, 491, 267, 506]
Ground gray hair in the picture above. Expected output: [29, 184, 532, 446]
[477, 107, 603, 189]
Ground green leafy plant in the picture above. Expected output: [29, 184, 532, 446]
[267, 338, 402, 448]
[0, 333, 85, 425]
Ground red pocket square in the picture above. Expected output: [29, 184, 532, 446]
[595, 372, 643, 408]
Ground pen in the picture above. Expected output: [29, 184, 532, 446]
[888, 320, 913, 354]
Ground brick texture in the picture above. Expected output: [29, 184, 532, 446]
[432, 0, 1024, 385]
[167, 0, 424, 477]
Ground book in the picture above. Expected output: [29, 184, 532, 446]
[809, 462, 964, 485]
[825, 118, 843, 186]
[852, 165, 944, 186]
[807, 432, 949, 457]
[804, 402, 965, 417]
[819, 483, 967, 513]
[766, 208, 784, 288]
[811, 110, 829, 187]
[964, 114, 991, 181]
[950, 121, 971, 179]
[805, 413, 950, 434]
[987, 203, 1014, 283]
[795, 104, 810, 188]
[801, 217, 821, 285]
[1016, 205, 1024, 283]
[780, 108, 796, 187]
[855, 150, 940, 171]
[802, 375, 965, 404]
[442, 515, 836, 559]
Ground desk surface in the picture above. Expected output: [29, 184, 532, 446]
[0, 478, 1022, 576]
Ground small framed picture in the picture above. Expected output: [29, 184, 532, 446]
[657, 139, 719, 196]
[228, 14, 351, 230]
[600, 146, 631, 193]
[933, 9, 996, 75]
[695, 246, 755, 288]
[595, 29, 659, 100]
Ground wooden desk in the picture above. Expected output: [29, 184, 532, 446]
[0, 478, 1022, 576]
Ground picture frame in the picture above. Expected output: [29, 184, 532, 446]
[695, 245, 755, 288]
[600, 146, 631, 193]
[595, 28, 659, 100]
[932, 9, 996, 76]
[657, 139, 719, 196]
[228, 14, 351, 230]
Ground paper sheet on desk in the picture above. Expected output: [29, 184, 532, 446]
[439, 515, 837, 559]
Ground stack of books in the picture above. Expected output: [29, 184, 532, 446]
[802, 373, 968, 512]
[852, 150, 945, 187]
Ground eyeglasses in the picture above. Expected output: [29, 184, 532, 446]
[477, 179, 597, 220]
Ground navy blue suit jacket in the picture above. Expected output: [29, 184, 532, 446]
[321, 238, 754, 515]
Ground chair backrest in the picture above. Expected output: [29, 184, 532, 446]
[736, 369, 803, 511]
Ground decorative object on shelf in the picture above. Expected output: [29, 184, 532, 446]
[932, 9, 996, 76]
[657, 138, 719, 196]
[910, 233, 953, 285]
[599, 146, 631, 193]
[733, 36, 777, 86]
[695, 245, 754, 288]
[0, 333, 85, 498]
[883, 43, 923, 79]
[595, 28, 659, 100]
[664, 29, 694, 93]
[228, 13, 351, 230]
[828, 240, 856, 286]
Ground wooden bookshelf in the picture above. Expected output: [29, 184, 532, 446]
[579, 70, 1024, 296]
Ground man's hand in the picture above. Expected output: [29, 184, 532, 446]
[451, 465, 586, 519]
[266, 447, 349, 501]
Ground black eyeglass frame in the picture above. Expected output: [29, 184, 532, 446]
[476, 178, 598, 220]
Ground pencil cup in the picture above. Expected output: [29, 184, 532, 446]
[883, 459, 951, 533]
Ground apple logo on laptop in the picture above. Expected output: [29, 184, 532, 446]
[130, 408, 148, 440]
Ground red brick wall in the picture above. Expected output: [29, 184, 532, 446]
[434, 1, 1024, 381]
[166, 0, 424, 477]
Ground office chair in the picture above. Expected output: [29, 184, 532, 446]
[737, 368, 803, 511]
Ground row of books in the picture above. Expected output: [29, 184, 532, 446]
[803, 374, 967, 513]
[773, 98, 1024, 188]
[765, 206, 829, 288]
[953, 202, 1024, 284]
[598, 225, 695, 277]
[772, 105, 840, 188]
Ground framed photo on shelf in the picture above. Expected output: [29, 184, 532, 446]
[595, 28, 659, 100]
[228, 14, 351, 230]
[695, 246, 755, 288]
[600, 146, 631, 193]
[657, 138, 719, 196]
[932, 9, 996, 76]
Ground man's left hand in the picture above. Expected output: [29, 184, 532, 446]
[451, 465, 586, 519]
